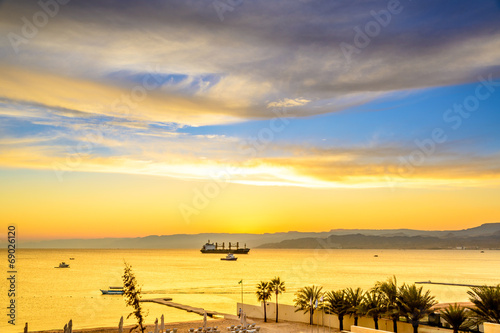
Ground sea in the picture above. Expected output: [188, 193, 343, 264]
[0, 249, 499, 332]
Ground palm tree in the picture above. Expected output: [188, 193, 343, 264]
[467, 285, 500, 324]
[270, 276, 286, 323]
[375, 276, 401, 332]
[325, 289, 351, 331]
[362, 289, 387, 329]
[440, 303, 474, 333]
[398, 284, 436, 333]
[294, 285, 324, 325]
[256, 281, 273, 322]
[346, 287, 364, 326]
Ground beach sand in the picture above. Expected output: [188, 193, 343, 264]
[30, 317, 339, 333]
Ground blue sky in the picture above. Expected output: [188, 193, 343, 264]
[0, 0, 499, 186]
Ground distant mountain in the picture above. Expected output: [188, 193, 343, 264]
[16, 231, 332, 249]
[326, 223, 500, 238]
[257, 223, 500, 250]
[9, 223, 500, 249]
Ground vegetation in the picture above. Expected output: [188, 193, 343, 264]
[293, 285, 324, 325]
[467, 285, 500, 324]
[270, 276, 286, 323]
[255, 281, 273, 322]
[325, 289, 350, 330]
[346, 287, 364, 326]
[122, 262, 146, 333]
[441, 303, 474, 333]
[375, 276, 401, 332]
[362, 289, 386, 329]
[398, 284, 436, 333]
[265, 276, 500, 333]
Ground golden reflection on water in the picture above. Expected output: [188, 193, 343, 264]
[0, 248, 498, 332]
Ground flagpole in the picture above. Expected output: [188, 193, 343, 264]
[241, 280, 243, 305]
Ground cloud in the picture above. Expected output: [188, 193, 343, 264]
[0, 0, 499, 188]
[1, 0, 499, 123]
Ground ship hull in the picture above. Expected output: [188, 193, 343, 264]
[100, 289, 124, 295]
[201, 249, 250, 254]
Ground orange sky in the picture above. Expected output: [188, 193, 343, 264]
[1, 1, 499, 241]
[1, 169, 498, 240]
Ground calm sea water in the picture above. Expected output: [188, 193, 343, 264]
[0, 249, 499, 332]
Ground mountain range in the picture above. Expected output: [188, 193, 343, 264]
[10, 223, 500, 249]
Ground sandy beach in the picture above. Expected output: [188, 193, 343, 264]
[30, 317, 338, 333]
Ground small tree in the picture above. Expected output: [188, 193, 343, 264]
[123, 262, 146, 333]
[375, 276, 401, 333]
[346, 287, 364, 326]
[294, 285, 324, 325]
[363, 289, 387, 330]
[441, 303, 474, 333]
[256, 281, 273, 322]
[467, 285, 500, 324]
[398, 284, 436, 333]
[270, 277, 286, 323]
[325, 289, 350, 331]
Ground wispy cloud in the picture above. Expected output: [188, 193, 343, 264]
[0, 0, 499, 188]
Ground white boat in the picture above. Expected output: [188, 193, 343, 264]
[101, 288, 124, 295]
[55, 262, 70, 268]
[220, 253, 237, 261]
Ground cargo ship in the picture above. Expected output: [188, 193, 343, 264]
[200, 240, 250, 254]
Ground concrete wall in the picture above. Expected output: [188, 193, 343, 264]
[485, 323, 500, 333]
[352, 325, 393, 333]
[238, 302, 454, 333]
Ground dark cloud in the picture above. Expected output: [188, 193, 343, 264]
[1, 0, 499, 121]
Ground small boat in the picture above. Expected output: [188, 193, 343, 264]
[221, 253, 238, 261]
[374, 255, 379, 257]
[100, 289, 124, 295]
[55, 262, 70, 268]
[69, 258, 75, 260]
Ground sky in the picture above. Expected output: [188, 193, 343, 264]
[0, 0, 499, 240]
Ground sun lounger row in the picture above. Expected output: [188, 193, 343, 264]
[226, 324, 260, 333]
[188, 326, 220, 332]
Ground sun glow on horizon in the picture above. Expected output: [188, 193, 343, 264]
[0, 1, 499, 241]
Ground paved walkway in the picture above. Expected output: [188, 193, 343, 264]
[141, 298, 231, 318]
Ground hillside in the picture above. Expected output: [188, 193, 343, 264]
[257, 228, 500, 250]
[10, 223, 500, 249]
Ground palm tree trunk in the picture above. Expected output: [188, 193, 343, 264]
[393, 318, 398, 333]
[275, 293, 279, 323]
[310, 308, 313, 325]
[339, 315, 344, 331]
[374, 317, 379, 330]
[412, 323, 418, 333]
[263, 302, 267, 322]
[354, 316, 358, 326]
